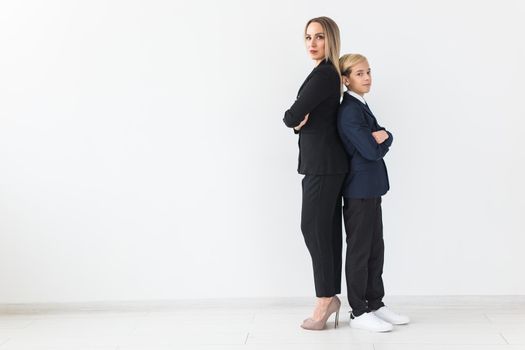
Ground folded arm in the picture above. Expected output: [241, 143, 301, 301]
[283, 70, 336, 128]
[338, 105, 391, 161]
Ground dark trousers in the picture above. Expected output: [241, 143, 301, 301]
[301, 174, 346, 297]
[344, 197, 385, 316]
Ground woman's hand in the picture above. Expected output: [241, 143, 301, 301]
[372, 130, 389, 144]
[294, 114, 309, 131]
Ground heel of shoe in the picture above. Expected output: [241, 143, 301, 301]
[334, 309, 340, 328]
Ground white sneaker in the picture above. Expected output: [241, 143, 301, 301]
[349, 312, 393, 332]
[373, 306, 410, 325]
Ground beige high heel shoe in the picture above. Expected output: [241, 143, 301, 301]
[300, 296, 341, 330]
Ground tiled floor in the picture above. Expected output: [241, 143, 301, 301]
[0, 297, 524, 349]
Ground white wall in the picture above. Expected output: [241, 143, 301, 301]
[0, 0, 524, 303]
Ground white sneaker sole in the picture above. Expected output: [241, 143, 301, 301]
[374, 314, 410, 325]
[349, 321, 393, 332]
[390, 319, 410, 325]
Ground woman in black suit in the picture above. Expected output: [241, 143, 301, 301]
[283, 16, 348, 330]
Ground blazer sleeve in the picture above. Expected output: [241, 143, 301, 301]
[378, 131, 393, 155]
[338, 103, 390, 161]
[382, 130, 393, 148]
[283, 69, 337, 128]
[375, 127, 393, 150]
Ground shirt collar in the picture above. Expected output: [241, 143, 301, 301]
[346, 90, 367, 105]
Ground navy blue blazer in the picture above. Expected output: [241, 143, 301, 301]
[337, 93, 393, 199]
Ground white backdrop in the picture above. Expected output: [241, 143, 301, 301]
[0, 0, 524, 303]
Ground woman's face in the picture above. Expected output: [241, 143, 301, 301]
[305, 22, 326, 62]
[344, 60, 372, 96]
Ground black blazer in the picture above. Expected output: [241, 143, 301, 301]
[283, 60, 349, 175]
[337, 93, 393, 198]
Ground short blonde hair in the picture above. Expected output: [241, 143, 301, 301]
[305, 17, 341, 79]
[339, 53, 368, 77]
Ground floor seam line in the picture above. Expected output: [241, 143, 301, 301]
[500, 332, 510, 345]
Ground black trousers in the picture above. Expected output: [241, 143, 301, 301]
[301, 174, 346, 297]
[344, 197, 385, 317]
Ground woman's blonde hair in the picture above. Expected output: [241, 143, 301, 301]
[339, 53, 368, 78]
[304, 17, 341, 79]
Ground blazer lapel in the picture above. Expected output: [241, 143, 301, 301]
[344, 93, 380, 130]
[297, 60, 330, 98]
[297, 67, 317, 98]
[362, 104, 381, 130]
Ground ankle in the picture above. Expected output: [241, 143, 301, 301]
[316, 296, 334, 305]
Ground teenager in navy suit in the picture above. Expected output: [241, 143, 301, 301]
[283, 17, 348, 330]
[337, 54, 410, 332]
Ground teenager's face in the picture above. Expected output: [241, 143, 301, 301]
[344, 60, 371, 96]
[305, 22, 326, 63]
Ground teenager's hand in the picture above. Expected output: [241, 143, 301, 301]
[372, 130, 389, 144]
[294, 113, 309, 131]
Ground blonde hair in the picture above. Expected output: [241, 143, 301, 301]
[339, 53, 368, 77]
[304, 17, 341, 79]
